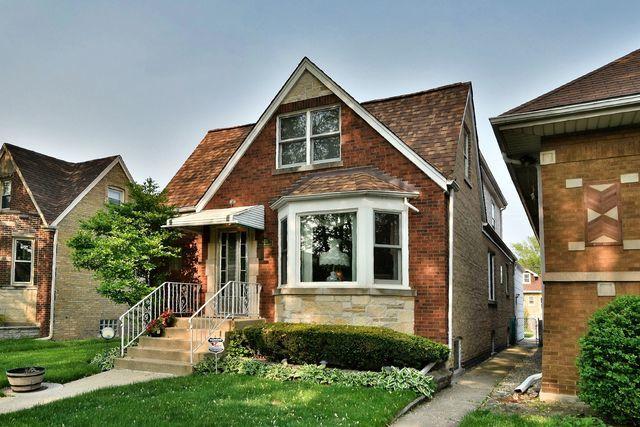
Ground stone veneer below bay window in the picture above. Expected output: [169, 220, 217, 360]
[277, 195, 411, 289]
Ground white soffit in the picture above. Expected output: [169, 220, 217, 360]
[194, 58, 449, 212]
[165, 205, 264, 230]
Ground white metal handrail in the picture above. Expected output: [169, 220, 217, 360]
[119, 281, 200, 356]
[189, 281, 261, 364]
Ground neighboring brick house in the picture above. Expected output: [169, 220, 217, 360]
[492, 48, 640, 399]
[523, 269, 543, 320]
[165, 58, 516, 368]
[0, 143, 132, 339]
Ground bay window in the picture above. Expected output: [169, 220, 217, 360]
[300, 212, 356, 283]
[374, 212, 401, 283]
[277, 196, 410, 288]
[277, 106, 341, 168]
[1, 179, 11, 209]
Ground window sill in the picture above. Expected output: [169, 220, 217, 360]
[274, 286, 416, 297]
[1, 284, 37, 290]
[488, 300, 497, 307]
[273, 161, 343, 175]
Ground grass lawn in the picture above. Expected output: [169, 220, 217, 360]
[0, 373, 416, 426]
[460, 410, 605, 427]
[0, 338, 117, 388]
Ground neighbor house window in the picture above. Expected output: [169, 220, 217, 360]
[12, 238, 34, 285]
[107, 187, 124, 205]
[487, 252, 495, 301]
[523, 272, 531, 284]
[463, 128, 470, 181]
[278, 106, 340, 168]
[280, 218, 287, 285]
[504, 265, 509, 296]
[374, 212, 401, 283]
[490, 201, 496, 228]
[1, 179, 11, 209]
[300, 212, 355, 282]
[528, 296, 534, 305]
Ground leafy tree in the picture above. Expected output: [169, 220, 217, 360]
[512, 236, 541, 274]
[68, 178, 183, 306]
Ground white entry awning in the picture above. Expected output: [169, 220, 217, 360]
[164, 205, 264, 230]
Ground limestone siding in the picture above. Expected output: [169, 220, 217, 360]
[0, 286, 37, 324]
[52, 165, 130, 339]
[275, 293, 415, 334]
[451, 100, 515, 367]
[540, 126, 640, 397]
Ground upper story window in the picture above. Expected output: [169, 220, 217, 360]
[12, 238, 34, 285]
[463, 128, 471, 181]
[1, 179, 11, 209]
[523, 272, 531, 284]
[107, 187, 124, 205]
[487, 252, 495, 302]
[490, 200, 497, 228]
[277, 106, 341, 168]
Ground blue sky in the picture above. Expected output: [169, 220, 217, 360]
[1, 1, 639, 246]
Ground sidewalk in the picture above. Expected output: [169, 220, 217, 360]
[0, 369, 171, 414]
[393, 343, 537, 427]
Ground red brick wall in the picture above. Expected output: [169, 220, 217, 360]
[0, 171, 54, 336]
[203, 95, 450, 343]
[540, 126, 640, 396]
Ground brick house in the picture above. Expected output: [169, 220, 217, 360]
[492, 48, 640, 399]
[165, 58, 516, 368]
[523, 269, 543, 321]
[0, 143, 132, 339]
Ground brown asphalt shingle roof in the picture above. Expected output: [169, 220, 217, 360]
[165, 83, 470, 208]
[504, 48, 640, 115]
[278, 166, 417, 201]
[524, 275, 542, 292]
[5, 143, 118, 224]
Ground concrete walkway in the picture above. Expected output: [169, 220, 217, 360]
[0, 369, 172, 414]
[393, 344, 537, 427]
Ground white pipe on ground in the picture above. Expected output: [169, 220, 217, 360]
[515, 373, 542, 393]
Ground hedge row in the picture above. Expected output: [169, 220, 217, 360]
[229, 322, 450, 371]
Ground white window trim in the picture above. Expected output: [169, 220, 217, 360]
[490, 200, 496, 228]
[463, 128, 470, 181]
[276, 105, 341, 169]
[11, 238, 35, 286]
[107, 186, 125, 205]
[487, 252, 495, 302]
[277, 195, 410, 288]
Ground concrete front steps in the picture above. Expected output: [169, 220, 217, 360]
[114, 317, 264, 375]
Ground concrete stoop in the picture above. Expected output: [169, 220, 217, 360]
[114, 317, 264, 376]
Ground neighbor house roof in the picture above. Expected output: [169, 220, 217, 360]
[524, 276, 543, 293]
[3, 143, 129, 225]
[504, 48, 640, 115]
[166, 82, 470, 209]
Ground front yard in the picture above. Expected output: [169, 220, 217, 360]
[0, 373, 416, 426]
[460, 410, 605, 427]
[0, 338, 117, 388]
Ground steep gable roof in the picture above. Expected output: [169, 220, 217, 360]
[3, 143, 129, 225]
[165, 73, 470, 209]
[504, 48, 640, 115]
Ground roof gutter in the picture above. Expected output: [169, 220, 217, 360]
[447, 180, 459, 354]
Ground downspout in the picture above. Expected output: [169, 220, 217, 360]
[40, 228, 58, 340]
[447, 182, 457, 351]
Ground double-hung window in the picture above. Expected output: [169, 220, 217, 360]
[487, 252, 495, 302]
[463, 128, 470, 181]
[490, 201, 496, 228]
[278, 106, 340, 168]
[107, 187, 124, 205]
[280, 218, 288, 285]
[374, 212, 402, 284]
[12, 238, 34, 285]
[1, 179, 11, 209]
[523, 272, 531, 284]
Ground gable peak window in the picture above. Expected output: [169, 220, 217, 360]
[277, 106, 341, 168]
[107, 187, 124, 205]
[523, 272, 531, 284]
[1, 179, 11, 209]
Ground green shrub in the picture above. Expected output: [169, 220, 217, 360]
[230, 322, 449, 371]
[90, 347, 120, 371]
[0, 315, 6, 327]
[194, 349, 437, 397]
[577, 295, 640, 425]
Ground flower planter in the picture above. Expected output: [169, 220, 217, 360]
[6, 367, 45, 392]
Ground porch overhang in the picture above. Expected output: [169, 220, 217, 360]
[490, 94, 640, 236]
[164, 205, 265, 230]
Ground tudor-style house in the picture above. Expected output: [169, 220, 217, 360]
[492, 48, 640, 399]
[162, 58, 516, 370]
[0, 143, 132, 339]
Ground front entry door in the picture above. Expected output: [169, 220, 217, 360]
[219, 231, 248, 285]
